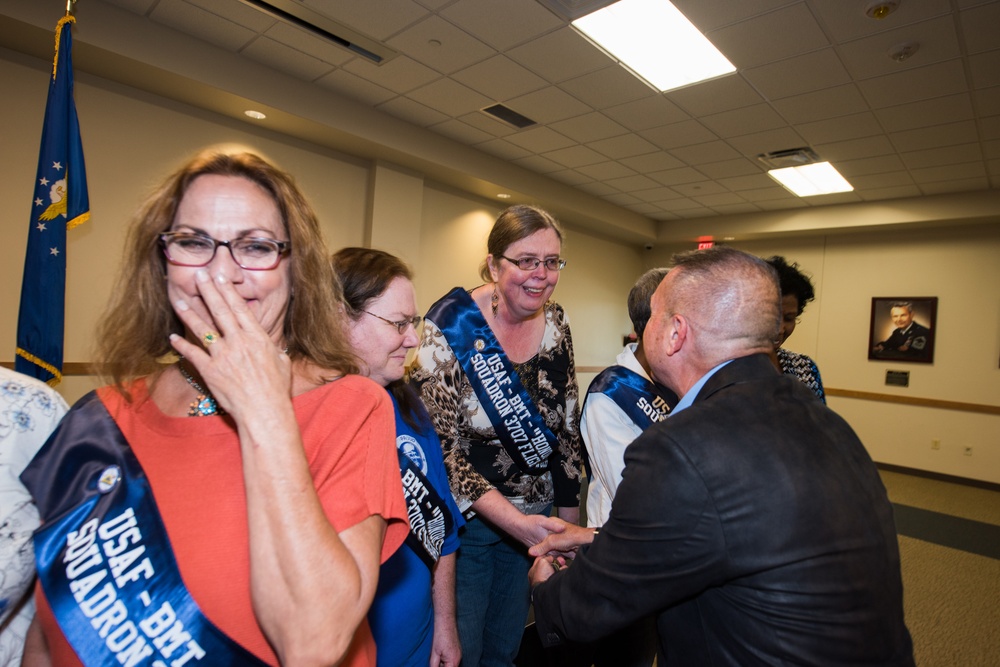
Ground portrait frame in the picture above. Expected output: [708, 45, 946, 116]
[868, 297, 937, 364]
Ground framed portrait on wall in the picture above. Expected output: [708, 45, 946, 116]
[868, 297, 937, 364]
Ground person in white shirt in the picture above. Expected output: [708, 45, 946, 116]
[576, 268, 679, 667]
[0, 367, 67, 667]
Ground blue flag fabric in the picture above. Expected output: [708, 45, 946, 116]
[16, 15, 90, 385]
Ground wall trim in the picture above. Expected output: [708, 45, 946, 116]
[876, 462, 1000, 493]
[826, 388, 1000, 415]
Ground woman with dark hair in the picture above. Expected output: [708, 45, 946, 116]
[765, 255, 825, 402]
[413, 205, 583, 666]
[332, 247, 464, 667]
[20, 150, 408, 667]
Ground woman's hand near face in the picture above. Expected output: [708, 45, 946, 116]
[169, 267, 293, 420]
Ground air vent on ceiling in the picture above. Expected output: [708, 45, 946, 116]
[481, 104, 537, 129]
[237, 0, 397, 65]
[756, 147, 821, 170]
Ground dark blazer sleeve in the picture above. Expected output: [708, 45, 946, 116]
[532, 423, 727, 645]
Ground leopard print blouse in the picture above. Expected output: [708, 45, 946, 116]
[412, 297, 582, 516]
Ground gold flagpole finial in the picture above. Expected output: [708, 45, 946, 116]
[65, 0, 77, 17]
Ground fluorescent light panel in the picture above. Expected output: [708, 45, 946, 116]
[572, 0, 735, 92]
[768, 162, 854, 197]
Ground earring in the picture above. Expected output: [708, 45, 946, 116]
[491, 285, 499, 318]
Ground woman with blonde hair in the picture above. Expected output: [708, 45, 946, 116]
[413, 205, 582, 666]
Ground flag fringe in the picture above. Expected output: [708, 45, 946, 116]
[15, 348, 64, 386]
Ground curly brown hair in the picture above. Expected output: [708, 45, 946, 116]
[94, 150, 357, 396]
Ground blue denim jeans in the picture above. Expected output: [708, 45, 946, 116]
[455, 515, 534, 667]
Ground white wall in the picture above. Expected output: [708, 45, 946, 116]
[650, 225, 1000, 484]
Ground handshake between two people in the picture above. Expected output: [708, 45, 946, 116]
[527, 520, 598, 588]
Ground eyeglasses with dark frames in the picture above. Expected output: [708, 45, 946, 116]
[160, 232, 290, 271]
[499, 255, 567, 272]
[362, 310, 423, 335]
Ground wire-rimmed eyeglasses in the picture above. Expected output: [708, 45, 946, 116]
[499, 255, 567, 272]
[160, 232, 290, 271]
[362, 310, 423, 334]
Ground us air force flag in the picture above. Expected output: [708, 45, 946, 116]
[16, 14, 90, 385]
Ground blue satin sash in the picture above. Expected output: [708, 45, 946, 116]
[586, 365, 677, 431]
[20, 391, 268, 666]
[396, 417, 455, 570]
[426, 287, 556, 474]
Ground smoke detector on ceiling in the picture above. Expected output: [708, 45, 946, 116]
[888, 41, 920, 62]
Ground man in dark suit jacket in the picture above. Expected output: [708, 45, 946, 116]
[528, 247, 913, 666]
[873, 301, 932, 359]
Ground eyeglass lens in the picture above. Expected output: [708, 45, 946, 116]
[162, 233, 286, 270]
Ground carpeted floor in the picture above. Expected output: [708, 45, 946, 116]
[880, 470, 1000, 667]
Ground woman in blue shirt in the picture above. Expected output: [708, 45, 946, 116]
[333, 247, 464, 667]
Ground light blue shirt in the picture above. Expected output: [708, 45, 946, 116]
[669, 360, 732, 416]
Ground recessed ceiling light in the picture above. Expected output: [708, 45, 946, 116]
[244, 110, 267, 120]
[768, 162, 854, 197]
[572, 0, 735, 93]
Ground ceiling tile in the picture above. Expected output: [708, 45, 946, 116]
[795, 112, 884, 145]
[772, 84, 869, 124]
[837, 15, 961, 81]
[503, 126, 577, 152]
[377, 96, 450, 126]
[959, 2, 1000, 54]
[969, 50, 1000, 90]
[588, 134, 661, 160]
[504, 87, 592, 124]
[708, 3, 830, 69]
[546, 168, 594, 184]
[506, 27, 612, 83]
[406, 77, 493, 116]
[717, 173, 774, 191]
[560, 67, 656, 109]
[701, 104, 787, 138]
[640, 121, 719, 150]
[440, 0, 563, 51]
[874, 94, 974, 132]
[649, 167, 712, 187]
[151, 0, 259, 52]
[836, 154, 907, 177]
[475, 138, 533, 160]
[343, 55, 440, 94]
[542, 145, 608, 168]
[815, 135, 896, 161]
[604, 174, 662, 193]
[809, 0, 951, 43]
[387, 15, 495, 74]
[911, 163, 987, 183]
[858, 60, 969, 109]
[452, 55, 549, 101]
[455, 111, 517, 137]
[697, 158, 762, 179]
[603, 96, 691, 132]
[901, 143, 984, 169]
[316, 69, 396, 104]
[620, 152, 686, 174]
[576, 161, 638, 181]
[550, 112, 628, 143]
[920, 177, 990, 193]
[726, 128, 809, 157]
[667, 75, 765, 117]
[303, 0, 429, 40]
[890, 120, 979, 152]
[242, 36, 335, 80]
[743, 48, 852, 100]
